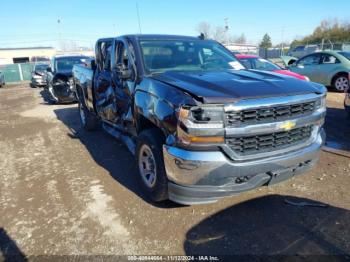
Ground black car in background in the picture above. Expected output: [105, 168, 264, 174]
[0, 71, 5, 87]
[45, 55, 90, 104]
[31, 63, 49, 88]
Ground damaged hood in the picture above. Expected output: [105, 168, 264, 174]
[151, 70, 323, 103]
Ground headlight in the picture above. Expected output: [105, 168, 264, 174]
[315, 95, 326, 110]
[304, 76, 310, 81]
[177, 105, 225, 145]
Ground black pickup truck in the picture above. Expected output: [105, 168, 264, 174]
[73, 34, 326, 205]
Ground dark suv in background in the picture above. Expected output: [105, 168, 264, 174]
[45, 55, 90, 103]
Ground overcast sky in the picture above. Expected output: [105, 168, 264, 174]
[1, 0, 349, 48]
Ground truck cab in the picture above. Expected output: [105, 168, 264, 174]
[74, 35, 326, 205]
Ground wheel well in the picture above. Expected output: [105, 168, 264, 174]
[331, 72, 349, 85]
[137, 114, 158, 133]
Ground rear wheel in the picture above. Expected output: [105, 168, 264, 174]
[332, 74, 349, 92]
[136, 128, 168, 202]
[78, 98, 99, 131]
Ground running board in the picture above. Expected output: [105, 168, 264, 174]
[102, 122, 136, 155]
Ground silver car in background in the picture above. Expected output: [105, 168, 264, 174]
[31, 63, 49, 88]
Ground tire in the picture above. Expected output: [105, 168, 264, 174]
[136, 128, 168, 202]
[47, 85, 60, 104]
[78, 98, 98, 131]
[332, 74, 349, 92]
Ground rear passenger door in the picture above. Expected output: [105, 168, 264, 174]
[318, 53, 341, 85]
[94, 39, 118, 122]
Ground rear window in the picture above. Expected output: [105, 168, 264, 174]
[55, 57, 89, 71]
[339, 52, 350, 61]
[35, 64, 49, 71]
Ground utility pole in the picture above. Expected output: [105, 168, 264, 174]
[113, 24, 117, 35]
[224, 18, 229, 31]
[57, 18, 62, 51]
[224, 18, 229, 44]
[281, 26, 285, 56]
[136, 2, 142, 34]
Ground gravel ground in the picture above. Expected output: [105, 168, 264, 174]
[0, 84, 349, 259]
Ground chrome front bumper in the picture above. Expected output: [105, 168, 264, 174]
[163, 129, 325, 205]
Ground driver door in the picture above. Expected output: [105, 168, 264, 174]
[112, 40, 136, 126]
[291, 53, 322, 82]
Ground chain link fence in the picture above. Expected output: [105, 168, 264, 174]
[259, 42, 350, 59]
[0, 63, 35, 83]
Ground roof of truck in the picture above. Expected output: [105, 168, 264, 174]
[122, 34, 202, 41]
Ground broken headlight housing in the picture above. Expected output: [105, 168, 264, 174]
[177, 105, 225, 145]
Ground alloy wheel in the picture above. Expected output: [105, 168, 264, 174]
[335, 76, 349, 91]
[138, 144, 157, 188]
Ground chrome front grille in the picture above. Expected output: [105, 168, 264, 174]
[226, 101, 315, 126]
[226, 125, 313, 156]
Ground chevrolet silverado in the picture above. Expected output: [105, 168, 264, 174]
[73, 35, 326, 205]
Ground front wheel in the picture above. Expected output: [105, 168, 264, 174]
[136, 128, 168, 202]
[332, 75, 349, 92]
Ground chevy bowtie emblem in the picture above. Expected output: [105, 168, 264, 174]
[279, 121, 296, 131]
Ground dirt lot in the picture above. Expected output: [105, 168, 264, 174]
[0, 84, 349, 259]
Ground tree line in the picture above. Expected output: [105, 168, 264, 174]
[196, 19, 350, 48]
[291, 19, 350, 47]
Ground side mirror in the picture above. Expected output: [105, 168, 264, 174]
[115, 63, 132, 80]
[90, 60, 97, 70]
[46, 67, 52, 72]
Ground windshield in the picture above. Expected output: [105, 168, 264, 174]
[35, 64, 49, 71]
[55, 57, 88, 71]
[339, 52, 350, 61]
[139, 39, 244, 73]
[240, 57, 280, 71]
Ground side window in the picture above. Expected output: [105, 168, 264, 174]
[102, 42, 112, 70]
[239, 59, 252, 69]
[321, 54, 340, 64]
[116, 42, 129, 68]
[97, 40, 112, 71]
[297, 54, 320, 66]
[115, 41, 135, 81]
